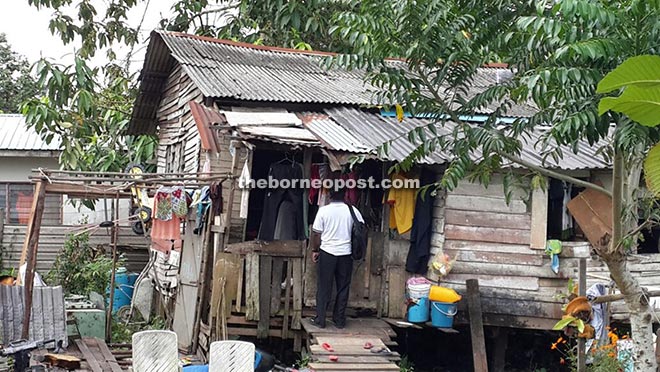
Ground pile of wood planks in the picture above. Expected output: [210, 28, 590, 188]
[74, 337, 124, 372]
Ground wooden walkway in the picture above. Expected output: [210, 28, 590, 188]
[301, 318, 401, 371]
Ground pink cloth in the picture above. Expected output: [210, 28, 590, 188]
[150, 202, 182, 253]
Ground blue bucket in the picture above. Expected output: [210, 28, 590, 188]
[430, 301, 457, 328]
[106, 268, 139, 313]
[407, 296, 430, 323]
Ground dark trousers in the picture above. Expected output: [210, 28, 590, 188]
[315, 250, 353, 327]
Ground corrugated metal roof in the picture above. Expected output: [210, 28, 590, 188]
[303, 114, 372, 153]
[128, 31, 537, 134]
[324, 107, 452, 164]
[189, 101, 223, 152]
[0, 115, 61, 152]
[516, 128, 611, 170]
[322, 107, 610, 170]
[160, 31, 375, 106]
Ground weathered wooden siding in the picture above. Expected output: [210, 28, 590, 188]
[208, 133, 249, 243]
[156, 65, 203, 174]
[585, 254, 660, 321]
[430, 176, 571, 329]
[0, 225, 149, 273]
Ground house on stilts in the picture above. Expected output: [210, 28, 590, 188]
[127, 30, 660, 365]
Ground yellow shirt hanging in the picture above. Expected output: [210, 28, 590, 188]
[386, 173, 417, 234]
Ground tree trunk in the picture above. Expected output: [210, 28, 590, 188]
[602, 254, 657, 371]
[604, 150, 658, 371]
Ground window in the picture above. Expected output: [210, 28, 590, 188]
[0, 183, 62, 225]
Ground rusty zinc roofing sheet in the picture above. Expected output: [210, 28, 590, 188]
[323, 107, 611, 170]
[0, 114, 61, 152]
[323, 107, 453, 164]
[159, 32, 376, 105]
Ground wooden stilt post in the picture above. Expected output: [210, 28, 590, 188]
[106, 194, 120, 342]
[20, 179, 46, 339]
[466, 279, 488, 372]
[577, 258, 587, 372]
[223, 142, 240, 247]
[490, 327, 509, 372]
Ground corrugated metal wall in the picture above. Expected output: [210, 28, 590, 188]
[0, 225, 150, 274]
[0, 285, 67, 347]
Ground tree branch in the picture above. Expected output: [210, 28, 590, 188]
[498, 152, 613, 197]
[413, 68, 613, 198]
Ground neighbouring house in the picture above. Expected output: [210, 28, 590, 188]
[0, 114, 148, 273]
[128, 30, 660, 355]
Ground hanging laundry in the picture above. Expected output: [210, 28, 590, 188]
[406, 169, 436, 274]
[154, 187, 173, 221]
[191, 186, 211, 235]
[150, 201, 182, 253]
[210, 182, 223, 217]
[239, 159, 251, 219]
[309, 163, 329, 204]
[545, 240, 562, 274]
[341, 170, 359, 205]
[171, 186, 188, 218]
[386, 173, 417, 234]
[258, 160, 305, 241]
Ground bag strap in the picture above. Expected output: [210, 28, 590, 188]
[345, 202, 359, 224]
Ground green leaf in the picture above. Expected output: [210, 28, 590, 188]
[598, 86, 660, 126]
[644, 142, 660, 196]
[597, 55, 660, 93]
[552, 316, 577, 330]
[574, 319, 585, 333]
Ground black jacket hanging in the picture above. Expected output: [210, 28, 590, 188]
[405, 169, 436, 274]
[257, 161, 306, 241]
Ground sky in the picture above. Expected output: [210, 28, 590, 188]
[0, 0, 175, 67]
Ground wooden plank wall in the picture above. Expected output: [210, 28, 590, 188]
[430, 177, 571, 329]
[584, 253, 660, 321]
[208, 132, 249, 244]
[1, 225, 150, 273]
[156, 64, 203, 174]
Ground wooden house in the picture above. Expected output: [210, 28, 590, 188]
[128, 31, 660, 355]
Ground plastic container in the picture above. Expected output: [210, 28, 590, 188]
[407, 283, 431, 299]
[430, 301, 457, 328]
[107, 267, 139, 313]
[407, 297, 430, 323]
[429, 285, 462, 303]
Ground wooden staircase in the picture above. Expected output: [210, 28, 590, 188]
[301, 318, 400, 371]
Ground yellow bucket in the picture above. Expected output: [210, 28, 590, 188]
[429, 285, 462, 303]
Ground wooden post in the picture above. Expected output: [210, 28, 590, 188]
[106, 195, 120, 342]
[21, 180, 46, 339]
[577, 258, 587, 372]
[257, 256, 273, 339]
[302, 148, 313, 237]
[656, 329, 660, 365]
[490, 327, 509, 372]
[466, 279, 488, 372]
[223, 142, 240, 247]
[192, 208, 215, 353]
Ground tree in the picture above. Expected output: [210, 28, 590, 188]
[330, 0, 660, 370]
[21, 0, 349, 173]
[163, 0, 357, 52]
[0, 33, 38, 113]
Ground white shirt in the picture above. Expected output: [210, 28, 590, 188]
[312, 201, 364, 256]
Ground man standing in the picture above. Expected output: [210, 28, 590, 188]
[310, 187, 364, 329]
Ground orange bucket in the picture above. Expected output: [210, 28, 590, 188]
[428, 285, 461, 303]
